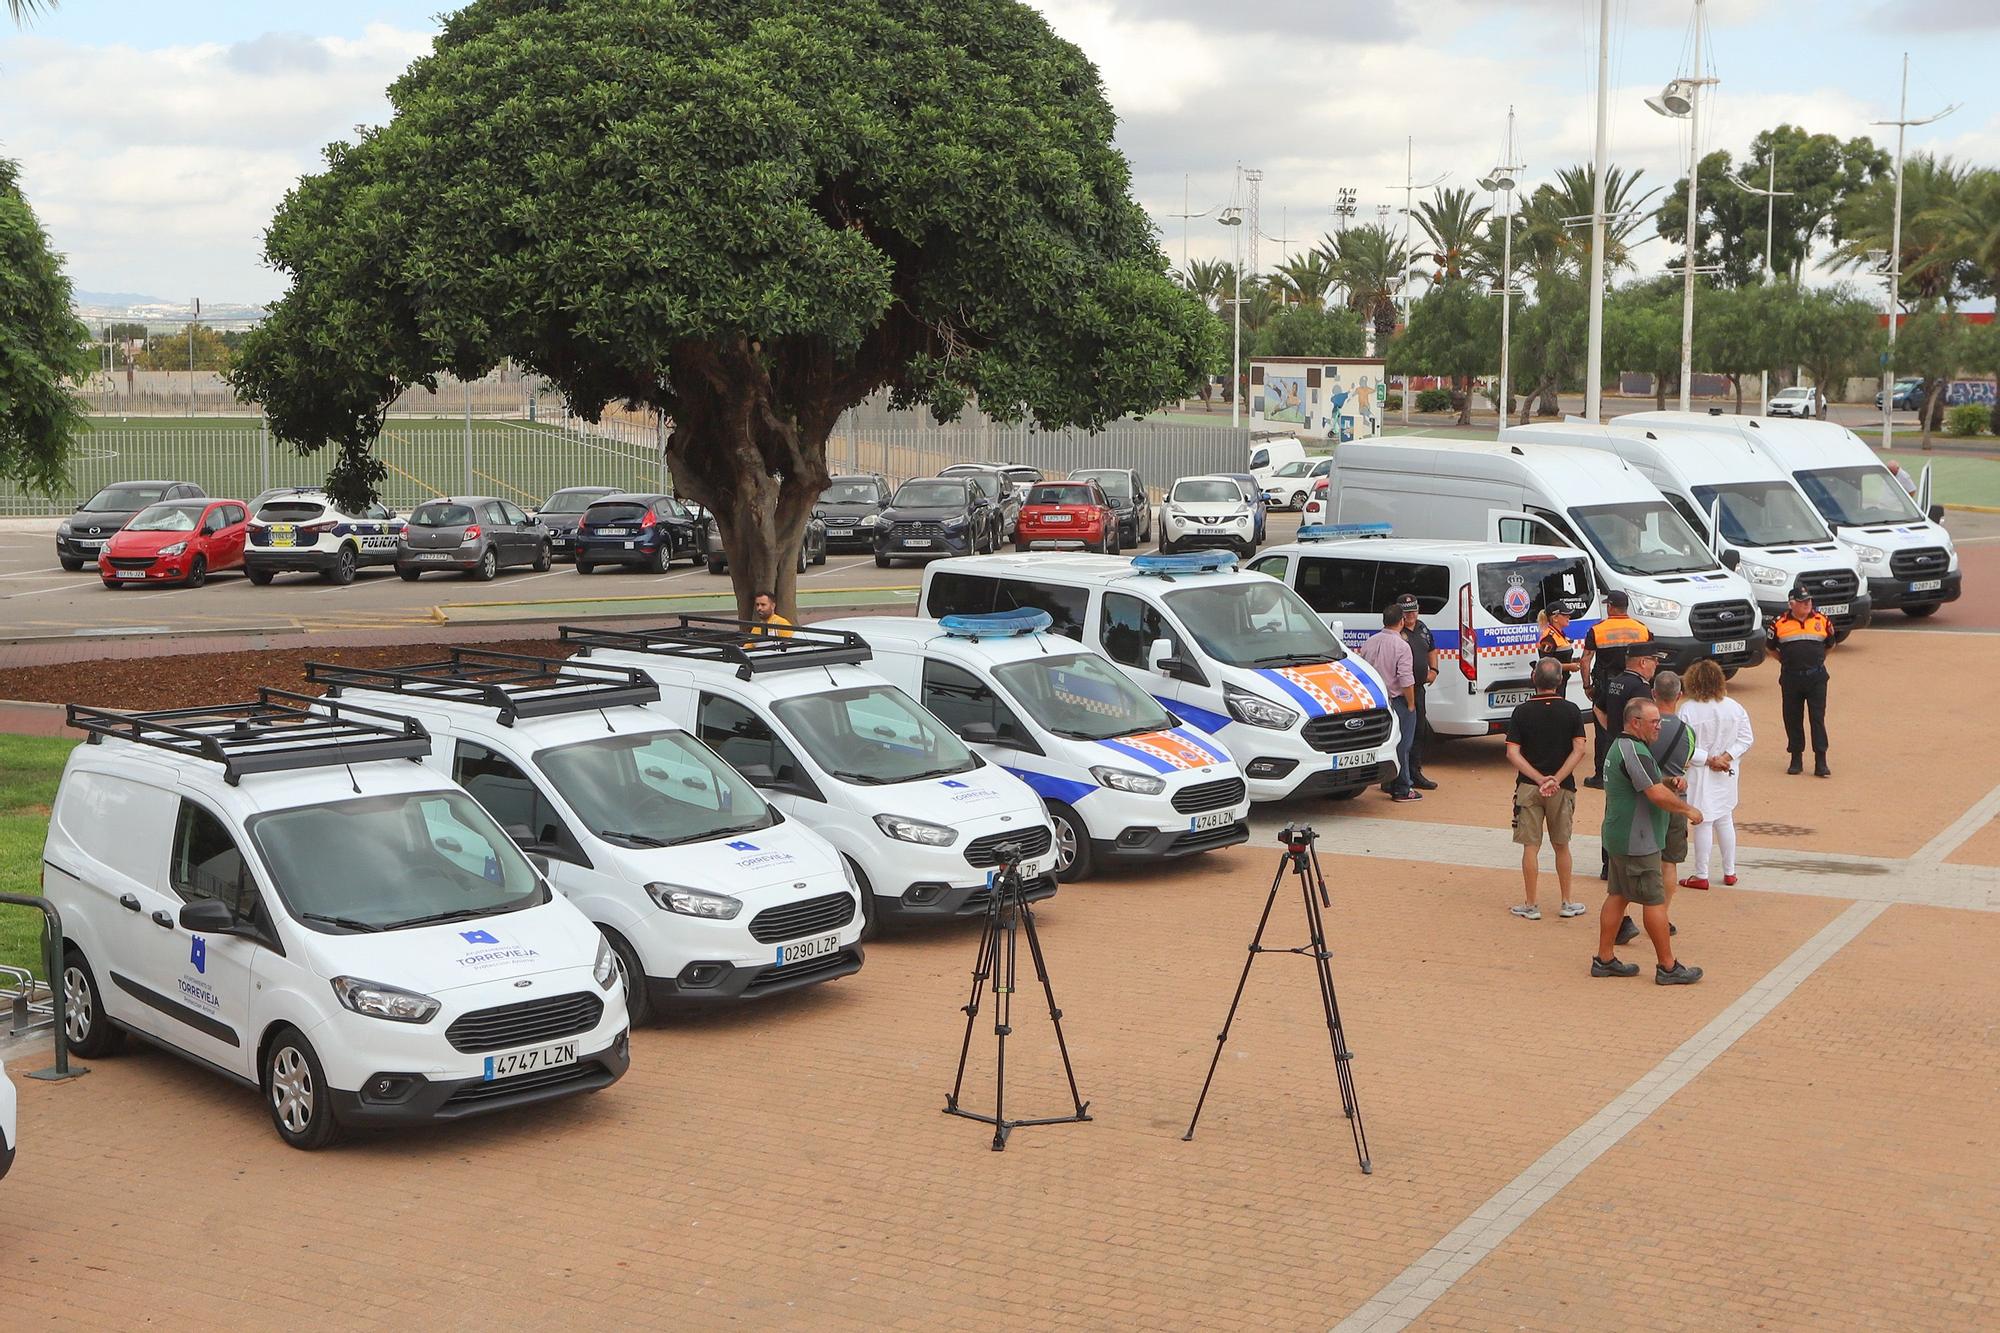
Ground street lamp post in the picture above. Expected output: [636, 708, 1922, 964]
[1479, 108, 1524, 440]
[1872, 55, 1959, 447]
[1727, 159, 1794, 410]
[1647, 0, 1719, 414]
[1386, 139, 1447, 425]
[1584, 0, 1611, 423]
[1220, 183, 1245, 428]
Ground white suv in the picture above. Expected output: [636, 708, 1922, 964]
[304, 649, 863, 1024]
[1765, 385, 1821, 418]
[245, 492, 404, 585]
[1160, 475, 1259, 558]
[44, 693, 628, 1149]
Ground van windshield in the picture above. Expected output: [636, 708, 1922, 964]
[1570, 501, 1717, 576]
[1793, 465, 1923, 526]
[771, 684, 977, 785]
[538, 729, 775, 847]
[1165, 580, 1347, 668]
[991, 653, 1176, 741]
[250, 790, 547, 932]
[1691, 482, 1830, 546]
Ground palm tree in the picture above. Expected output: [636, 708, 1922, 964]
[1416, 187, 1492, 284]
[1270, 250, 1339, 310]
[1512, 165, 1658, 286]
[1177, 259, 1230, 312]
[1831, 155, 1981, 308]
[1323, 224, 1409, 348]
[7, 0, 56, 22]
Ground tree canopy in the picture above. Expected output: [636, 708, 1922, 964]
[0, 156, 93, 494]
[231, 0, 1214, 609]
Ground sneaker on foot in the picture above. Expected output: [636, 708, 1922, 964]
[1614, 917, 1640, 946]
[1558, 900, 1587, 918]
[1656, 961, 1704, 985]
[1678, 876, 1710, 890]
[1510, 903, 1542, 920]
[1391, 790, 1423, 802]
[1592, 955, 1640, 978]
[1722, 874, 1738, 887]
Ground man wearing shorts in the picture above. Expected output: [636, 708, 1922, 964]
[1594, 696, 1706, 985]
[1505, 659, 1588, 921]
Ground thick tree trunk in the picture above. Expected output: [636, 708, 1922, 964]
[1655, 374, 1667, 413]
[1919, 383, 1943, 451]
[1732, 374, 1744, 416]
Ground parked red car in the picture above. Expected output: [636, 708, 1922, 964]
[1015, 480, 1119, 553]
[99, 498, 250, 588]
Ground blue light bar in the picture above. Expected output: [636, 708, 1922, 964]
[1295, 523, 1392, 543]
[939, 609, 1053, 639]
[1131, 551, 1237, 577]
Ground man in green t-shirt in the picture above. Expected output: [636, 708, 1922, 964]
[1595, 695, 1706, 985]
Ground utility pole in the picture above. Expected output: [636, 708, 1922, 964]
[1221, 166, 1246, 428]
[1585, 0, 1611, 423]
[1676, 1, 1713, 414]
[1728, 156, 1794, 409]
[1480, 109, 1525, 439]
[1387, 139, 1448, 425]
[1873, 55, 1959, 445]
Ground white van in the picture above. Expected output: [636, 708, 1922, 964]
[920, 552, 1400, 803]
[558, 618, 1061, 929]
[304, 650, 863, 1025]
[44, 693, 628, 1149]
[1249, 529, 1601, 736]
[1325, 437, 1766, 672]
[1618, 410, 1962, 619]
[1499, 420, 1870, 636]
[820, 609, 1252, 880]
[1249, 432, 1310, 499]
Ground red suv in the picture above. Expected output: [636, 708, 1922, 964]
[100, 498, 249, 588]
[1015, 480, 1118, 553]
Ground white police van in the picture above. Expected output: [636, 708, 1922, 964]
[819, 609, 1252, 880]
[558, 618, 1061, 930]
[1249, 526, 1602, 736]
[43, 692, 628, 1149]
[244, 491, 404, 586]
[920, 552, 1401, 803]
[304, 649, 863, 1025]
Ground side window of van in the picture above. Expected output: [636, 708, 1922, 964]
[1098, 592, 1183, 668]
[998, 582, 1088, 641]
[925, 571, 997, 619]
[1374, 561, 1450, 615]
[453, 741, 582, 861]
[1247, 554, 1289, 580]
[696, 693, 809, 789]
[922, 660, 1029, 745]
[1294, 557, 1377, 615]
[1523, 508, 1582, 546]
[170, 801, 261, 921]
[1250, 448, 1269, 471]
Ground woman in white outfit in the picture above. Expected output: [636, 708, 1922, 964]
[1677, 659, 1753, 889]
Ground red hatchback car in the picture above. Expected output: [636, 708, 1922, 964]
[100, 498, 250, 588]
[1015, 480, 1119, 553]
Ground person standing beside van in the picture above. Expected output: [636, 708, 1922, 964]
[1769, 585, 1834, 777]
[1677, 659, 1753, 889]
[1579, 590, 1652, 789]
[1398, 593, 1439, 791]
[1357, 606, 1420, 802]
[1536, 606, 1580, 697]
[1505, 659, 1589, 921]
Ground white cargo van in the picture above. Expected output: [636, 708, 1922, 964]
[1499, 420, 1870, 636]
[1249, 528, 1601, 736]
[1326, 437, 1766, 672]
[821, 609, 1252, 880]
[304, 650, 863, 1025]
[1249, 432, 1310, 499]
[1619, 410, 1962, 618]
[919, 551, 1401, 803]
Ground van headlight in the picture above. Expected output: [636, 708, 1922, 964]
[873, 813, 957, 846]
[331, 976, 440, 1024]
[1090, 765, 1166, 795]
[1736, 560, 1788, 587]
[592, 937, 620, 990]
[1634, 593, 1683, 619]
[1850, 543, 1886, 565]
[645, 882, 742, 919]
[1224, 685, 1299, 730]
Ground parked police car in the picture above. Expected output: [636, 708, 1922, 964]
[244, 492, 404, 585]
[44, 693, 628, 1149]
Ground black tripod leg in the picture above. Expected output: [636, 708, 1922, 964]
[945, 892, 1000, 1114]
[990, 899, 1016, 1151]
[1183, 858, 1289, 1141]
[1018, 898, 1090, 1120]
[1302, 847, 1371, 1174]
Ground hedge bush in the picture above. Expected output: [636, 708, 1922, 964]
[1415, 388, 1453, 413]
[1945, 403, 1986, 437]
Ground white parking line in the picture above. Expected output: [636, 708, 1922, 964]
[0, 566, 70, 579]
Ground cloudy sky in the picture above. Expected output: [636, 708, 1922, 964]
[2, 0, 1996, 306]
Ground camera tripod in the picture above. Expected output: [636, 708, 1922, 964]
[943, 848, 1091, 1151]
[1184, 824, 1371, 1174]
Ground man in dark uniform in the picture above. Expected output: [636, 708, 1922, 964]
[1579, 590, 1652, 789]
[1769, 584, 1835, 777]
[1398, 592, 1439, 790]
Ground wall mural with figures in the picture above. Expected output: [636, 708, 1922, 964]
[1248, 358, 1388, 441]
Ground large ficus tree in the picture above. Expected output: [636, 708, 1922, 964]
[231, 0, 1215, 612]
[0, 156, 93, 494]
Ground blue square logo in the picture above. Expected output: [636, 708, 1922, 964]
[727, 840, 759, 852]
[189, 936, 206, 974]
[941, 780, 967, 789]
[460, 929, 498, 944]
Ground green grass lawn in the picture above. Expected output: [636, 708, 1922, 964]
[0, 736, 75, 979]
[1883, 452, 2000, 508]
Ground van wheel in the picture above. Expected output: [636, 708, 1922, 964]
[263, 1025, 343, 1150]
[248, 567, 275, 586]
[1046, 802, 1093, 882]
[601, 928, 652, 1026]
[845, 856, 881, 941]
[61, 948, 124, 1058]
[1902, 603, 1939, 618]
[324, 545, 358, 585]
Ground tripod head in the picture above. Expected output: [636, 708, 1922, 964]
[988, 843, 1027, 899]
[1277, 824, 1330, 906]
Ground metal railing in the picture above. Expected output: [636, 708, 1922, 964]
[0, 893, 89, 1081]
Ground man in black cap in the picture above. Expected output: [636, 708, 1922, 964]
[1398, 592, 1439, 790]
[1768, 584, 1835, 777]
[1579, 589, 1652, 789]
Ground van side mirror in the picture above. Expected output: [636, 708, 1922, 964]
[959, 721, 1001, 744]
[1320, 614, 1346, 639]
[1146, 637, 1188, 680]
[1928, 503, 1945, 523]
[179, 898, 239, 934]
[735, 762, 777, 786]
[503, 822, 538, 848]
[1719, 549, 1742, 571]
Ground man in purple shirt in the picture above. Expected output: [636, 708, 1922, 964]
[1357, 605, 1419, 802]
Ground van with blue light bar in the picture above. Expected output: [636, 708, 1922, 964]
[918, 553, 1402, 803]
[1248, 537, 1602, 735]
[818, 609, 1251, 881]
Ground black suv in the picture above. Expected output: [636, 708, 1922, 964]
[816, 474, 893, 551]
[875, 477, 1000, 566]
[1069, 467, 1153, 547]
[57, 480, 206, 570]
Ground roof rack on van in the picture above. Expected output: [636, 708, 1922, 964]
[1295, 522, 1392, 544]
[66, 689, 432, 785]
[1130, 551, 1236, 579]
[940, 608, 1053, 639]
[558, 615, 872, 681]
[305, 649, 659, 726]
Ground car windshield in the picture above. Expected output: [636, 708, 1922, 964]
[84, 484, 168, 511]
[257, 501, 327, 523]
[539, 490, 604, 515]
[1171, 480, 1243, 505]
[1165, 580, 1347, 667]
[126, 502, 205, 533]
[412, 502, 478, 527]
[821, 481, 879, 504]
[250, 790, 547, 932]
[1690, 482, 1830, 547]
[537, 729, 775, 847]
[1776, 388, 1813, 400]
[991, 652, 1175, 740]
[1794, 465, 1923, 526]
[771, 684, 976, 785]
[1571, 501, 1717, 575]
[893, 481, 968, 508]
[1026, 485, 1096, 506]
[1073, 471, 1132, 500]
